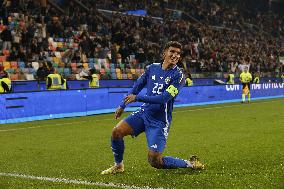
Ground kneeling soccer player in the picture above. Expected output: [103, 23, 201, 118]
[101, 41, 204, 174]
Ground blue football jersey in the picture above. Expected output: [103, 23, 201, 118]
[122, 63, 185, 124]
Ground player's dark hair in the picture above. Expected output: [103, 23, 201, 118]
[163, 41, 182, 51]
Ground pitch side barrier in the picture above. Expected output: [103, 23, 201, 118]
[11, 77, 282, 92]
[0, 83, 284, 124]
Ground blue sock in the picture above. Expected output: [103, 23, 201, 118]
[111, 138, 124, 165]
[162, 156, 190, 169]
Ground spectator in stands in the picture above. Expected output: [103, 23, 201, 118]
[1, 26, 12, 50]
[0, 65, 8, 78]
[75, 65, 88, 80]
[36, 61, 49, 81]
[135, 47, 146, 68]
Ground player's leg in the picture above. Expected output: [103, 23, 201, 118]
[101, 120, 133, 174]
[247, 84, 251, 102]
[111, 120, 133, 166]
[147, 150, 204, 169]
[242, 83, 246, 103]
[145, 122, 204, 169]
[102, 111, 145, 174]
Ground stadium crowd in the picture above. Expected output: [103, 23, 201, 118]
[0, 0, 283, 81]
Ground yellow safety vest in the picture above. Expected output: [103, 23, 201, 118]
[0, 78, 11, 93]
[240, 72, 252, 83]
[46, 74, 62, 90]
[185, 78, 193, 86]
[89, 74, 99, 88]
[61, 79, 67, 90]
[253, 77, 260, 84]
[227, 74, 235, 84]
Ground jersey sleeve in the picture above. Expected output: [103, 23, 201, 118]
[136, 70, 185, 104]
[119, 66, 150, 109]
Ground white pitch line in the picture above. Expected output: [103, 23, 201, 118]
[0, 98, 283, 133]
[0, 172, 165, 189]
[0, 118, 113, 133]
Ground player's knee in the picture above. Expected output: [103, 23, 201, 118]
[112, 127, 123, 139]
[148, 154, 163, 169]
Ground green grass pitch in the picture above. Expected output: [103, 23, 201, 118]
[0, 98, 284, 189]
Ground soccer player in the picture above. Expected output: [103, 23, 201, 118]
[101, 41, 204, 175]
[239, 66, 252, 103]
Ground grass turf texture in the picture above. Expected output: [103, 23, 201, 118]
[0, 98, 284, 189]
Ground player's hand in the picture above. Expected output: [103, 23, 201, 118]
[115, 107, 124, 119]
[124, 94, 137, 105]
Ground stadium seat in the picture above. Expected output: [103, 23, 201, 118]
[3, 61, 10, 69]
[10, 73, 19, 80]
[125, 68, 131, 74]
[10, 61, 18, 69]
[110, 63, 115, 69]
[58, 68, 64, 74]
[111, 73, 117, 79]
[127, 73, 133, 79]
[18, 62, 25, 68]
[53, 57, 60, 64]
[130, 69, 136, 74]
[25, 73, 34, 80]
[122, 73, 127, 79]
[52, 63, 59, 68]
[58, 62, 65, 68]
[88, 62, 94, 68]
[119, 63, 125, 69]
[105, 68, 111, 75]
[83, 63, 89, 69]
[6, 68, 15, 74]
[88, 58, 94, 63]
[64, 68, 71, 76]
[0, 56, 6, 62]
[116, 73, 122, 79]
[110, 67, 115, 73]
[115, 68, 121, 74]
[21, 68, 29, 73]
[29, 68, 36, 74]
[57, 42, 63, 48]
